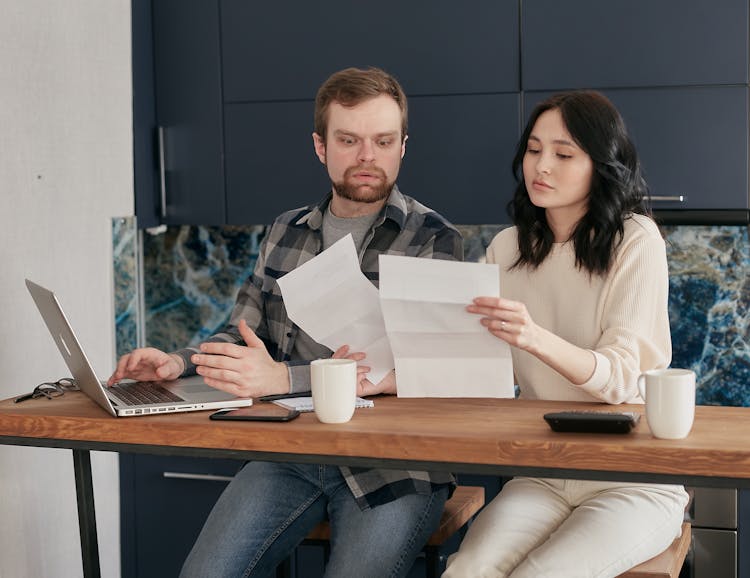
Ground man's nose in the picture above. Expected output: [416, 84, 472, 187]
[357, 139, 375, 163]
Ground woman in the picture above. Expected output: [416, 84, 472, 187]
[442, 91, 688, 577]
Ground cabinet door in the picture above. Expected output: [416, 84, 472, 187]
[120, 454, 242, 578]
[225, 94, 522, 226]
[220, 0, 519, 102]
[523, 87, 749, 211]
[224, 101, 331, 225]
[152, 0, 226, 225]
[398, 93, 521, 224]
[522, 0, 749, 90]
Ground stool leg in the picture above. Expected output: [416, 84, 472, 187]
[276, 556, 292, 578]
[424, 545, 441, 578]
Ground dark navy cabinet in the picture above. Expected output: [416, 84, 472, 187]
[524, 86, 750, 212]
[224, 100, 330, 225]
[150, 0, 226, 226]
[522, 0, 749, 90]
[135, 0, 749, 227]
[220, 0, 520, 102]
[120, 454, 243, 578]
[398, 93, 521, 223]
[134, 0, 522, 227]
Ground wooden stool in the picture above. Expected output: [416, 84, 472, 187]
[281, 485, 485, 578]
[618, 523, 691, 578]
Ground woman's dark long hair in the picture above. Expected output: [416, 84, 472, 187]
[508, 91, 650, 276]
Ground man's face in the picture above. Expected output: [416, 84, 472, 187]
[313, 95, 406, 205]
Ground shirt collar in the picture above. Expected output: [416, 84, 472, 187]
[295, 185, 407, 231]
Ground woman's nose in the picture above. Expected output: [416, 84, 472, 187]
[536, 153, 552, 175]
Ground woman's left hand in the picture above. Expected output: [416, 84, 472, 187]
[467, 296, 541, 354]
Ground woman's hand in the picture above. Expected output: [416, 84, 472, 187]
[467, 296, 541, 354]
[468, 296, 597, 386]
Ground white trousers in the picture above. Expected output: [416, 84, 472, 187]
[442, 477, 688, 578]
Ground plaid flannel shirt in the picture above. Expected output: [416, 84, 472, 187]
[176, 186, 462, 509]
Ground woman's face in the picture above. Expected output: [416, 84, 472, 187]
[522, 108, 594, 234]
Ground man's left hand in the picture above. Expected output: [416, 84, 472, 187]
[332, 346, 397, 397]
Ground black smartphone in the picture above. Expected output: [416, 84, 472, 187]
[210, 404, 300, 422]
[543, 411, 640, 434]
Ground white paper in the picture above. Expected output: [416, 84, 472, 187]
[379, 255, 514, 398]
[277, 235, 394, 383]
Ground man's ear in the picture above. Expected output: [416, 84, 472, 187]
[312, 132, 326, 165]
[400, 134, 408, 159]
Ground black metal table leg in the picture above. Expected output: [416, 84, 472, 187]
[73, 449, 101, 578]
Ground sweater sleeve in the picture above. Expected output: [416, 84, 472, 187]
[576, 231, 672, 403]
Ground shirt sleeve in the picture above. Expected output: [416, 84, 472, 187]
[576, 232, 672, 403]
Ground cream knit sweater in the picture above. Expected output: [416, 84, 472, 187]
[486, 213, 671, 404]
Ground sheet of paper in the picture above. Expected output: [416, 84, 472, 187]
[379, 255, 514, 398]
[276, 235, 393, 383]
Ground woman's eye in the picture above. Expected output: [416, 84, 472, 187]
[556, 153, 573, 159]
[526, 147, 540, 154]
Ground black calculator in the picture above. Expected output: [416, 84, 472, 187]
[543, 411, 640, 434]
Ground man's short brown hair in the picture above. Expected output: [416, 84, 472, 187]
[314, 67, 408, 143]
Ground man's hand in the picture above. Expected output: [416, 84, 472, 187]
[107, 348, 184, 385]
[331, 345, 396, 397]
[331, 344, 370, 384]
[190, 319, 290, 398]
[357, 369, 397, 397]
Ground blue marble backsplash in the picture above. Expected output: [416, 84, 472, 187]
[112, 220, 749, 406]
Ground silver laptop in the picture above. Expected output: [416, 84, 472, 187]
[25, 279, 253, 417]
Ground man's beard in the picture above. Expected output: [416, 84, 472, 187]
[332, 164, 395, 204]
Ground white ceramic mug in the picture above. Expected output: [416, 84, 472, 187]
[310, 359, 357, 424]
[637, 368, 696, 439]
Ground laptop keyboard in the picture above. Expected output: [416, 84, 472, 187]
[109, 382, 185, 406]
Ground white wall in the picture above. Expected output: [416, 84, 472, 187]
[0, 1, 132, 576]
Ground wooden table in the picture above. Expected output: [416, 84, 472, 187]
[2, 393, 750, 577]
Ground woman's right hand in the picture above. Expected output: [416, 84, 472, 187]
[107, 348, 184, 385]
[467, 296, 542, 354]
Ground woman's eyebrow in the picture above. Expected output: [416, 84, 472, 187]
[528, 134, 578, 147]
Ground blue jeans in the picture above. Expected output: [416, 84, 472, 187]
[180, 461, 449, 578]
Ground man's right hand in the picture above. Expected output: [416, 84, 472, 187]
[107, 348, 184, 386]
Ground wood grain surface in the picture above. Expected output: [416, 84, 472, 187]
[1, 393, 749, 482]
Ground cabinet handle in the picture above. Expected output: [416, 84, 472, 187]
[163, 471, 234, 483]
[650, 195, 686, 203]
[157, 125, 167, 219]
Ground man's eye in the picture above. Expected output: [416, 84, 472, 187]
[339, 136, 356, 145]
[378, 139, 393, 147]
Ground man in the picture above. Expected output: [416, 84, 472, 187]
[109, 67, 462, 577]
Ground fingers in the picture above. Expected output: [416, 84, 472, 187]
[238, 319, 266, 349]
[357, 378, 374, 397]
[332, 345, 350, 358]
[108, 348, 166, 384]
[332, 344, 367, 362]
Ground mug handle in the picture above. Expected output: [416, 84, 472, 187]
[637, 374, 646, 401]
